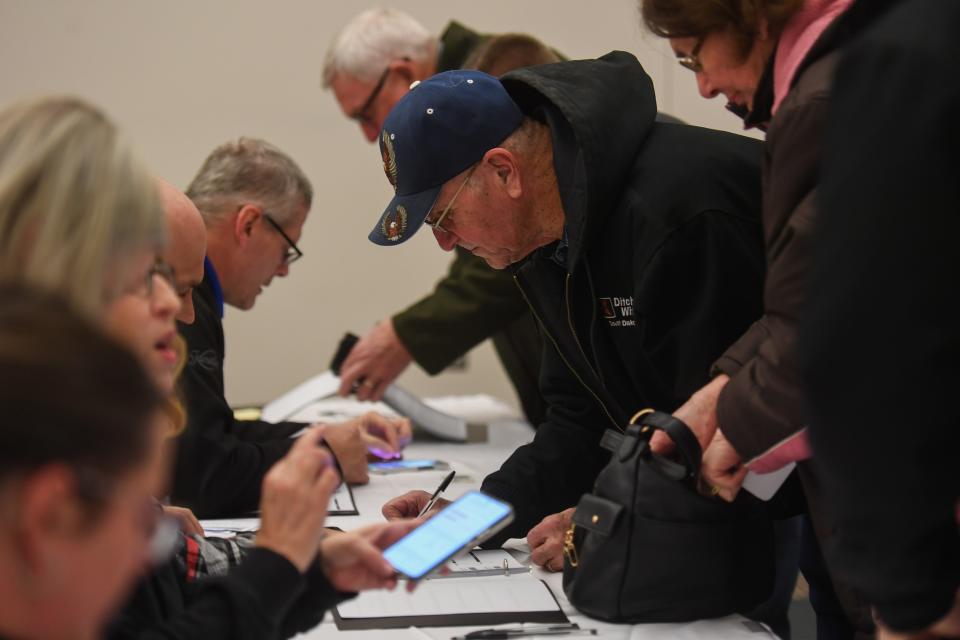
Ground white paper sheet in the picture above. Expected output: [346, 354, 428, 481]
[260, 371, 340, 423]
[336, 576, 561, 619]
[200, 517, 260, 535]
[329, 481, 358, 515]
[629, 615, 777, 639]
[436, 549, 528, 578]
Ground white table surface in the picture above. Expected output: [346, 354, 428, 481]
[287, 416, 778, 640]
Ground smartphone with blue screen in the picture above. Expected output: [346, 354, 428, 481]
[368, 459, 448, 474]
[382, 491, 514, 581]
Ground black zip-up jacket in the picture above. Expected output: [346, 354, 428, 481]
[479, 51, 766, 542]
[172, 268, 304, 517]
[107, 547, 349, 639]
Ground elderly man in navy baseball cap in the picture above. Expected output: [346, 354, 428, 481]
[369, 69, 528, 266]
[375, 50, 789, 617]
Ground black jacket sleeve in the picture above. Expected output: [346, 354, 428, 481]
[802, 8, 960, 631]
[715, 88, 829, 463]
[108, 548, 350, 640]
[481, 339, 615, 544]
[172, 312, 295, 518]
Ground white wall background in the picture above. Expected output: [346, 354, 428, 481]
[0, 1, 759, 410]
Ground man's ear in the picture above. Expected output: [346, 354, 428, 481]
[234, 205, 261, 248]
[16, 465, 84, 574]
[484, 148, 522, 199]
[390, 58, 418, 86]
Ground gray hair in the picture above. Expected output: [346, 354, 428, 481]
[322, 7, 434, 87]
[185, 137, 313, 226]
[0, 96, 164, 319]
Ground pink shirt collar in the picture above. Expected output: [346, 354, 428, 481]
[772, 0, 854, 114]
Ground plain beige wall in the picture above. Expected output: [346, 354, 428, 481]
[0, 1, 759, 411]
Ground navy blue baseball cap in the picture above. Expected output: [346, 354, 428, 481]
[369, 69, 523, 246]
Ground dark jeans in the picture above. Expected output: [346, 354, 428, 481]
[747, 515, 803, 640]
[800, 515, 858, 640]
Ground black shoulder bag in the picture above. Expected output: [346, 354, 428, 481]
[562, 410, 774, 623]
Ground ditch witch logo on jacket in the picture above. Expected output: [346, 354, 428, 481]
[598, 296, 635, 327]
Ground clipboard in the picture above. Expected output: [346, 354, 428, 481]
[327, 481, 358, 516]
[332, 576, 568, 630]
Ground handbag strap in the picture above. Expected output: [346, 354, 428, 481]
[633, 411, 703, 480]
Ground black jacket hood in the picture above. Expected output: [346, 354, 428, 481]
[500, 51, 657, 270]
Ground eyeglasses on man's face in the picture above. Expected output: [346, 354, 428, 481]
[126, 257, 175, 299]
[263, 213, 303, 265]
[676, 37, 705, 73]
[350, 57, 412, 128]
[424, 165, 478, 236]
[351, 66, 392, 127]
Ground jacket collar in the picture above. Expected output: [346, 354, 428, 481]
[502, 51, 656, 272]
[743, 0, 902, 129]
[436, 21, 488, 73]
[203, 256, 225, 319]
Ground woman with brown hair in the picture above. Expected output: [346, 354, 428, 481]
[639, 0, 885, 637]
[0, 287, 167, 640]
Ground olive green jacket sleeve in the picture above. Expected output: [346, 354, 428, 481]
[391, 247, 530, 374]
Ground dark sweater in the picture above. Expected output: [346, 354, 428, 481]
[172, 261, 304, 517]
[107, 546, 349, 639]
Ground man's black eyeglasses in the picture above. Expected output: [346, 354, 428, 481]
[263, 213, 303, 265]
[350, 58, 411, 126]
[352, 66, 392, 126]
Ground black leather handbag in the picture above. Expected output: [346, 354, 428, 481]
[562, 410, 775, 623]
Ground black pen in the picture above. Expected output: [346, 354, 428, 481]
[454, 624, 596, 640]
[417, 470, 456, 518]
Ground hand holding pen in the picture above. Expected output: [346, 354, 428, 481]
[417, 470, 456, 518]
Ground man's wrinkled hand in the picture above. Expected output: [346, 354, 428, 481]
[354, 412, 413, 460]
[163, 505, 204, 537]
[256, 426, 340, 573]
[382, 490, 450, 520]
[701, 428, 746, 502]
[337, 319, 413, 401]
[528, 507, 575, 572]
[652, 373, 730, 455]
[320, 520, 420, 593]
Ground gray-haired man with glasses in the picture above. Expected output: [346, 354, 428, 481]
[171, 137, 412, 519]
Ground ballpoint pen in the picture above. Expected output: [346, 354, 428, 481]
[417, 470, 456, 518]
[452, 623, 597, 640]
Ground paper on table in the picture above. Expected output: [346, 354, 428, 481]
[381, 385, 485, 443]
[200, 517, 260, 534]
[435, 549, 528, 578]
[419, 395, 519, 423]
[198, 483, 356, 530]
[261, 370, 490, 442]
[336, 576, 561, 619]
[329, 481, 358, 516]
[260, 371, 340, 423]
[628, 614, 777, 639]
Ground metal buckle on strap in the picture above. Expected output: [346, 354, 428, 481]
[563, 523, 579, 567]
